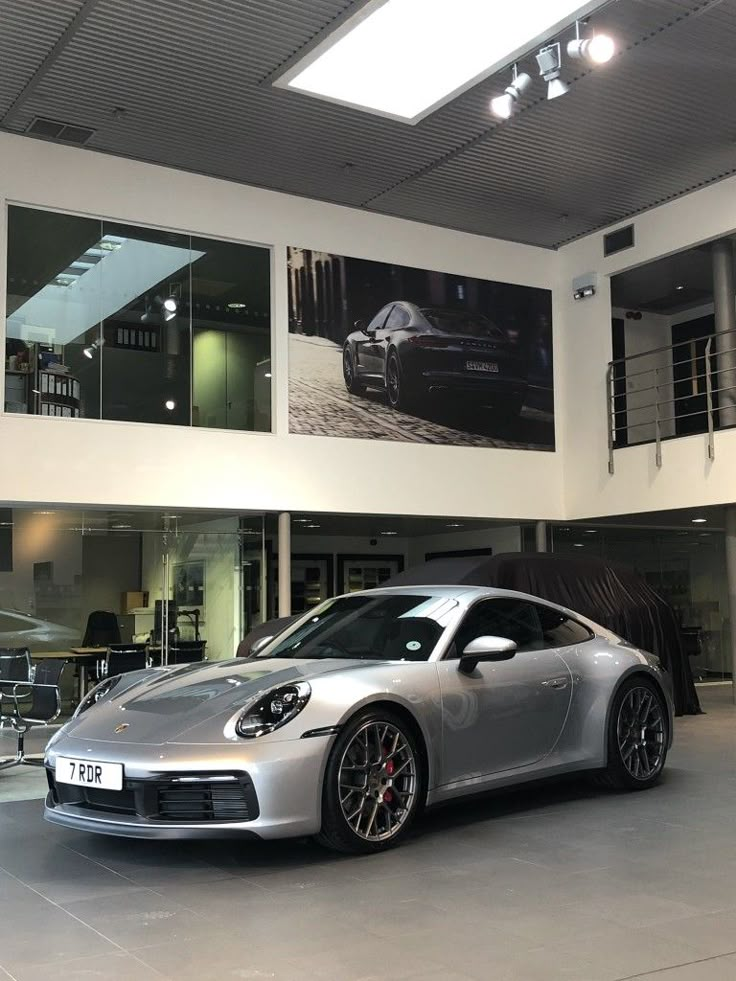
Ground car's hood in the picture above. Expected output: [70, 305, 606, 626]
[61, 657, 369, 744]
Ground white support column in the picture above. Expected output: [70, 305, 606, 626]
[725, 508, 736, 703]
[278, 511, 291, 618]
[535, 521, 547, 553]
[712, 239, 736, 428]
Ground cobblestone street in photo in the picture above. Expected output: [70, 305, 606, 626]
[288, 335, 555, 450]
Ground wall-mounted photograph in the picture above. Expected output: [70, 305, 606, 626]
[173, 560, 205, 609]
[287, 247, 554, 450]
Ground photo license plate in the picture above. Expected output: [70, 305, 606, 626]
[465, 360, 499, 373]
[56, 757, 123, 791]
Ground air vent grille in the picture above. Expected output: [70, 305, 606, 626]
[604, 225, 635, 257]
[26, 117, 95, 145]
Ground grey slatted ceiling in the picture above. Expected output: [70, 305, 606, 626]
[0, 0, 86, 116]
[0, 0, 733, 247]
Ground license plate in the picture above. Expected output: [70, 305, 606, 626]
[465, 360, 499, 373]
[56, 757, 123, 791]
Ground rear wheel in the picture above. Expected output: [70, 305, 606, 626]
[343, 346, 365, 395]
[317, 708, 424, 854]
[386, 351, 418, 412]
[597, 677, 668, 790]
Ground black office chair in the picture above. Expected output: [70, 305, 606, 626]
[0, 647, 32, 683]
[0, 658, 65, 769]
[82, 610, 121, 647]
[103, 643, 149, 677]
[168, 640, 207, 665]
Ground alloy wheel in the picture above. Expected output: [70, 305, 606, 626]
[616, 686, 665, 780]
[337, 721, 416, 842]
[387, 357, 400, 406]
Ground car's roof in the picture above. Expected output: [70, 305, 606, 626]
[346, 584, 555, 605]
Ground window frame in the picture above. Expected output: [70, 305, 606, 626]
[442, 596, 595, 660]
[4, 200, 275, 436]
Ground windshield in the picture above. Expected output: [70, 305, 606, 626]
[259, 594, 456, 662]
[420, 307, 506, 339]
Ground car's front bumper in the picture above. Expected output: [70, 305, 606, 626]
[43, 732, 331, 840]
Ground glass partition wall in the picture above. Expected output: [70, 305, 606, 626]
[0, 509, 265, 671]
[4, 206, 271, 430]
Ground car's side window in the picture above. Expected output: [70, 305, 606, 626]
[385, 305, 410, 329]
[535, 604, 594, 647]
[368, 305, 392, 332]
[453, 599, 544, 655]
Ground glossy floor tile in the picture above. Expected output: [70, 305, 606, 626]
[0, 685, 734, 981]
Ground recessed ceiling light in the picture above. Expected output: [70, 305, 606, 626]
[164, 399, 176, 411]
[692, 517, 707, 524]
[446, 523, 463, 528]
[277, 0, 604, 123]
[227, 302, 247, 310]
[264, 372, 272, 379]
[306, 524, 321, 529]
[111, 522, 132, 529]
[573, 542, 585, 547]
[33, 510, 56, 515]
[584, 529, 598, 534]
[676, 285, 685, 291]
[380, 530, 398, 536]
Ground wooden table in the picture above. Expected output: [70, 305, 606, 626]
[31, 648, 106, 700]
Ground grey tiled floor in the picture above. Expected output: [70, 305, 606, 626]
[0, 686, 735, 981]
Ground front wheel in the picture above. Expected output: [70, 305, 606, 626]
[597, 677, 668, 791]
[317, 709, 424, 854]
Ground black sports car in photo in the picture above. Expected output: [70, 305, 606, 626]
[342, 301, 528, 416]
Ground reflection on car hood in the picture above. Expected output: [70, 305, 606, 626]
[62, 657, 372, 744]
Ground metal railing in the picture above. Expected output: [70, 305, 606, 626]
[606, 327, 736, 474]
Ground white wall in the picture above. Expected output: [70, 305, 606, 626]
[558, 173, 736, 519]
[0, 133, 563, 522]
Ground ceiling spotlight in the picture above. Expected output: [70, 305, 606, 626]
[164, 399, 176, 411]
[536, 42, 568, 100]
[490, 64, 531, 120]
[83, 338, 105, 359]
[692, 517, 707, 524]
[142, 294, 178, 325]
[567, 26, 615, 66]
[676, 285, 685, 291]
[162, 296, 178, 321]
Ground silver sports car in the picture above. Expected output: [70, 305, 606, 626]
[44, 586, 674, 853]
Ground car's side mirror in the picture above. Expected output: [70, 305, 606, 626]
[249, 635, 274, 657]
[354, 319, 368, 334]
[458, 635, 517, 673]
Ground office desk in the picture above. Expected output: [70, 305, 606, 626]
[31, 648, 105, 699]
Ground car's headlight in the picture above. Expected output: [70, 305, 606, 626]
[73, 676, 122, 717]
[235, 682, 311, 738]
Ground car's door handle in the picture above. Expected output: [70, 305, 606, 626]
[542, 677, 569, 690]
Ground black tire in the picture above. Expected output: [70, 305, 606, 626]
[343, 346, 365, 395]
[596, 676, 668, 791]
[386, 351, 418, 412]
[316, 707, 425, 854]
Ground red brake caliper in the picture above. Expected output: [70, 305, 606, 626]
[384, 752, 394, 802]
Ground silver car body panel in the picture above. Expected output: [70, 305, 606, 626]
[44, 586, 674, 839]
